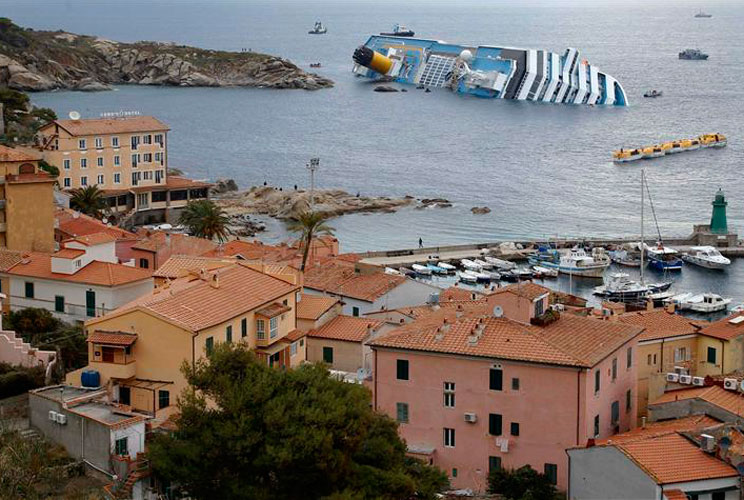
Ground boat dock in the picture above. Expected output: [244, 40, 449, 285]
[357, 237, 744, 270]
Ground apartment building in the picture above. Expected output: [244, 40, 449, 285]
[369, 312, 643, 492]
[66, 262, 301, 421]
[0, 145, 55, 252]
[36, 116, 210, 225]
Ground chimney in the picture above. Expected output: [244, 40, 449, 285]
[641, 416, 646, 429]
[209, 273, 219, 288]
[165, 233, 171, 247]
[646, 298, 654, 311]
[665, 301, 675, 314]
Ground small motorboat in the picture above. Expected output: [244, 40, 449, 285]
[643, 90, 663, 98]
[426, 263, 448, 274]
[412, 264, 432, 276]
[438, 262, 456, 272]
[484, 270, 502, 281]
[460, 259, 483, 272]
[380, 24, 415, 37]
[682, 246, 731, 270]
[471, 270, 493, 283]
[457, 270, 479, 283]
[473, 258, 493, 270]
[529, 246, 610, 278]
[532, 265, 558, 278]
[694, 10, 712, 18]
[610, 248, 642, 267]
[644, 242, 683, 271]
[308, 21, 327, 34]
[679, 48, 708, 60]
[385, 267, 402, 275]
[309, 63, 322, 68]
[484, 256, 516, 270]
[398, 267, 417, 278]
[676, 293, 732, 313]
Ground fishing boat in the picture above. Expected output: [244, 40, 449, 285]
[457, 270, 479, 283]
[644, 243, 683, 271]
[679, 48, 708, 60]
[438, 262, 457, 272]
[694, 10, 712, 18]
[529, 246, 610, 278]
[612, 133, 726, 163]
[668, 293, 731, 313]
[593, 273, 671, 303]
[681, 246, 731, 269]
[532, 265, 558, 278]
[460, 259, 483, 272]
[412, 264, 432, 276]
[380, 24, 415, 37]
[484, 256, 516, 270]
[308, 21, 327, 34]
[352, 36, 628, 106]
[643, 90, 663, 98]
[609, 248, 642, 267]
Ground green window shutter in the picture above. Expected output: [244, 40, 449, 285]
[24, 282, 34, 298]
[241, 318, 247, 337]
[707, 346, 717, 364]
[206, 337, 214, 356]
[54, 295, 65, 313]
[396, 402, 409, 423]
[226, 325, 232, 343]
[323, 346, 333, 364]
[489, 368, 502, 391]
[396, 359, 409, 380]
[489, 413, 502, 436]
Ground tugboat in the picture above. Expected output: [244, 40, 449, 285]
[694, 10, 712, 18]
[308, 21, 327, 35]
[380, 24, 415, 37]
[679, 49, 708, 60]
[643, 90, 663, 98]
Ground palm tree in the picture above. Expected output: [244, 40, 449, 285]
[179, 200, 231, 242]
[69, 185, 106, 218]
[287, 211, 334, 271]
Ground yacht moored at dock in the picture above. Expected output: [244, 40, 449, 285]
[644, 242, 684, 271]
[681, 246, 731, 269]
[528, 246, 610, 278]
[352, 36, 628, 106]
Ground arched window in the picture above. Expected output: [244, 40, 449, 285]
[18, 163, 35, 174]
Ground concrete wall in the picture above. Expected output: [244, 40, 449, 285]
[5, 175, 55, 253]
[696, 336, 744, 378]
[648, 397, 738, 423]
[567, 446, 659, 499]
[307, 338, 363, 373]
[0, 329, 55, 367]
[111, 421, 145, 460]
[29, 393, 112, 472]
[637, 336, 698, 418]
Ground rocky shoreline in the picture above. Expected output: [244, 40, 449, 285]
[0, 19, 333, 91]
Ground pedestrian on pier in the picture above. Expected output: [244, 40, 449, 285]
[419, 237, 423, 248]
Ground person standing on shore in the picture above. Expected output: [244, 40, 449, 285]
[419, 237, 423, 248]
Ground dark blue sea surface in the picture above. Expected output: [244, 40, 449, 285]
[6, 0, 744, 304]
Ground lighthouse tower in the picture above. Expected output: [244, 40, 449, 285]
[710, 188, 728, 235]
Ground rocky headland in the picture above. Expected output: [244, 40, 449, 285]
[0, 18, 333, 91]
[214, 186, 416, 220]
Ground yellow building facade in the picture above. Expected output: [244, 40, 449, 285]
[0, 145, 55, 252]
[66, 263, 301, 421]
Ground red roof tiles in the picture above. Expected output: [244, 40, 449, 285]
[7, 253, 152, 286]
[256, 302, 291, 318]
[296, 294, 339, 320]
[617, 309, 700, 342]
[87, 331, 137, 346]
[55, 209, 138, 241]
[309, 315, 383, 343]
[0, 145, 41, 162]
[45, 116, 170, 136]
[303, 259, 406, 302]
[699, 312, 744, 341]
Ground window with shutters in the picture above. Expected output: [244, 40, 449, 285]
[627, 347, 633, 369]
[323, 347, 333, 364]
[256, 320, 265, 340]
[489, 368, 503, 391]
[707, 346, 717, 364]
[158, 390, 170, 409]
[226, 325, 232, 343]
[489, 456, 501, 472]
[397, 359, 409, 380]
[611, 401, 620, 425]
[544, 464, 557, 485]
[626, 389, 632, 412]
[241, 318, 247, 337]
[488, 413, 502, 436]
[205, 337, 214, 355]
[612, 358, 618, 381]
[510, 422, 520, 436]
[396, 402, 409, 423]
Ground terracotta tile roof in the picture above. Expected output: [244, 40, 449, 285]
[440, 286, 483, 302]
[256, 302, 291, 318]
[283, 329, 307, 342]
[87, 331, 137, 346]
[375, 300, 490, 322]
[616, 432, 737, 484]
[296, 294, 339, 320]
[153, 255, 236, 279]
[6, 172, 55, 184]
[596, 415, 721, 445]
[132, 231, 217, 256]
[309, 315, 383, 343]
[66, 232, 118, 247]
[0, 249, 24, 272]
[55, 209, 137, 241]
[698, 312, 744, 340]
[651, 385, 744, 418]
[370, 313, 642, 368]
[130, 175, 211, 193]
[0, 145, 41, 162]
[487, 282, 551, 301]
[304, 260, 407, 302]
[617, 309, 701, 342]
[46, 116, 170, 136]
[7, 253, 153, 286]
[203, 239, 298, 262]
[52, 248, 86, 259]
[100, 262, 298, 332]
[663, 489, 688, 500]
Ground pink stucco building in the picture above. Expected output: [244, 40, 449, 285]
[369, 306, 643, 493]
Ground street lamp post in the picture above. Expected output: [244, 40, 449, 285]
[306, 157, 320, 210]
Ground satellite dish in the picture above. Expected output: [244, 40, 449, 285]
[69, 111, 81, 120]
[492, 305, 503, 318]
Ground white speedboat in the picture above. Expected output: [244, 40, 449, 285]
[484, 256, 516, 270]
[457, 270, 479, 283]
[460, 259, 483, 272]
[682, 246, 731, 269]
[529, 246, 610, 278]
[412, 264, 432, 276]
[532, 265, 558, 278]
[385, 267, 402, 275]
[438, 262, 456, 272]
[473, 259, 493, 270]
[426, 263, 448, 274]
[593, 272, 672, 303]
[484, 270, 502, 281]
[680, 293, 732, 313]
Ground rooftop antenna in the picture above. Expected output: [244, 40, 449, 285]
[306, 157, 320, 210]
[68, 111, 81, 121]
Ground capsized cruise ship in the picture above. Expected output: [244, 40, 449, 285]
[352, 36, 629, 106]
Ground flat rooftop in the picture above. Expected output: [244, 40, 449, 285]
[71, 402, 140, 425]
[33, 385, 102, 403]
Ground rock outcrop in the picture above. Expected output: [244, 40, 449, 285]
[215, 186, 415, 220]
[0, 19, 333, 91]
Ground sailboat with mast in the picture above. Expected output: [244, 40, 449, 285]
[641, 173, 684, 271]
[593, 170, 673, 304]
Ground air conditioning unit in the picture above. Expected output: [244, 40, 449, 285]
[700, 433, 716, 453]
[666, 373, 679, 383]
[55, 413, 67, 425]
[679, 374, 692, 385]
[48, 410, 57, 422]
[724, 378, 738, 391]
[463, 412, 478, 423]
[692, 376, 705, 386]
[674, 366, 686, 375]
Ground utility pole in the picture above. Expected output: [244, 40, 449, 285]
[306, 157, 320, 210]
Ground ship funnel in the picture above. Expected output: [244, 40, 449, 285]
[353, 46, 393, 75]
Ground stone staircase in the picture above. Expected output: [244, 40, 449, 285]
[0, 330, 54, 367]
[107, 453, 151, 500]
